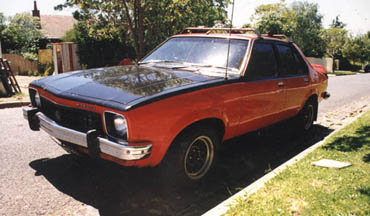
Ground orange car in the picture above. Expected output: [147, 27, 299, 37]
[23, 27, 329, 185]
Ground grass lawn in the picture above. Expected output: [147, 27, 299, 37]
[327, 71, 357, 76]
[226, 111, 370, 216]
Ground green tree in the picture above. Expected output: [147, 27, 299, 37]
[290, 1, 326, 57]
[63, 22, 134, 68]
[0, 13, 6, 33]
[361, 32, 370, 64]
[322, 27, 347, 71]
[342, 33, 370, 67]
[0, 13, 6, 54]
[56, 0, 229, 59]
[61, 28, 76, 42]
[251, 1, 326, 57]
[242, 23, 252, 28]
[1, 13, 45, 61]
[251, 2, 293, 35]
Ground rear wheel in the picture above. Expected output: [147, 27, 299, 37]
[299, 100, 315, 131]
[161, 127, 220, 186]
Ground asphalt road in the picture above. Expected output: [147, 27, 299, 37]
[0, 73, 369, 216]
[319, 73, 370, 113]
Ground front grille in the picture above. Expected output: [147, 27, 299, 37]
[40, 97, 103, 136]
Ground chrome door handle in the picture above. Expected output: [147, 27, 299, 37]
[277, 82, 284, 87]
[304, 78, 309, 82]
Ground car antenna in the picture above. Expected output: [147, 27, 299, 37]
[225, 0, 235, 80]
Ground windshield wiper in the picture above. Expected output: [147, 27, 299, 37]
[187, 64, 239, 73]
[139, 60, 185, 65]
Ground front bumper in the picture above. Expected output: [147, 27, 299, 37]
[23, 106, 152, 161]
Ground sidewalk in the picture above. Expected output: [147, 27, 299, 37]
[0, 76, 40, 109]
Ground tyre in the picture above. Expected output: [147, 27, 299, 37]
[298, 100, 316, 131]
[160, 127, 220, 187]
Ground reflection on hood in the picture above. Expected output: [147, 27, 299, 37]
[31, 65, 222, 109]
[83, 66, 192, 96]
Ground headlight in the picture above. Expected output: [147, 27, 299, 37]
[113, 115, 127, 135]
[104, 112, 128, 141]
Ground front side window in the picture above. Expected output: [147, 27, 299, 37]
[245, 42, 278, 80]
[277, 44, 308, 76]
[141, 37, 250, 75]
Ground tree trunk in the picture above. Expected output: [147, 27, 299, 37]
[137, 1, 145, 59]
[123, 1, 140, 59]
[332, 56, 335, 73]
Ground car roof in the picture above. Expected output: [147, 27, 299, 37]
[173, 27, 292, 43]
[173, 33, 258, 40]
[173, 34, 293, 44]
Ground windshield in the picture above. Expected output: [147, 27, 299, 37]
[141, 37, 249, 73]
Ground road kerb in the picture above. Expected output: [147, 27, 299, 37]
[0, 101, 30, 109]
[203, 110, 369, 216]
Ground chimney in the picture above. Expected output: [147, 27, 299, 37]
[32, 1, 40, 18]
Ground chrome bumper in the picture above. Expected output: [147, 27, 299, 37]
[22, 106, 152, 161]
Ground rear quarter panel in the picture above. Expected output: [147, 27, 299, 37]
[293, 44, 328, 107]
[307, 62, 329, 104]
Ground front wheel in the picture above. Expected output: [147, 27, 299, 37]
[160, 127, 220, 186]
[184, 135, 215, 180]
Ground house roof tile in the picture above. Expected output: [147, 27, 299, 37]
[40, 15, 77, 39]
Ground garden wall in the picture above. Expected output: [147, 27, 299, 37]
[2, 54, 38, 75]
[307, 57, 334, 73]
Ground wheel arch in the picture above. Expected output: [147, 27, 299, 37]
[168, 117, 225, 152]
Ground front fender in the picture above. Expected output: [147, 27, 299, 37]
[126, 84, 242, 166]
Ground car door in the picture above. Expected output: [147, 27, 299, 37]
[237, 41, 286, 134]
[275, 43, 310, 117]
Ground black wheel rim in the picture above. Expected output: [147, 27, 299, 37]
[184, 136, 214, 180]
[303, 104, 314, 130]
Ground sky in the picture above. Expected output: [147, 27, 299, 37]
[1, 0, 74, 17]
[228, 0, 370, 35]
[1, 0, 370, 35]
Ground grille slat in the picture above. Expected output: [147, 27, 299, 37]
[40, 97, 103, 136]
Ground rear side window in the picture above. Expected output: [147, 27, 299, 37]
[277, 44, 308, 76]
[245, 42, 277, 80]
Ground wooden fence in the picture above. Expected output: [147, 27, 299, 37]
[2, 54, 38, 75]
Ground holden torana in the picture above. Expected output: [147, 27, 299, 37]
[23, 27, 329, 185]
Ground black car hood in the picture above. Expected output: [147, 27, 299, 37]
[31, 65, 228, 110]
